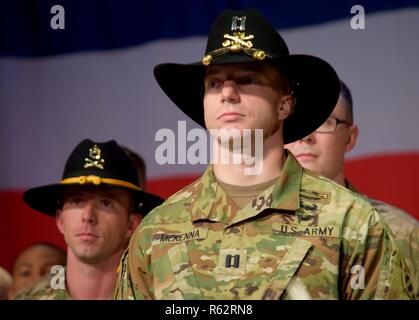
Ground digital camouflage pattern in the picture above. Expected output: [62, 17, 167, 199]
[13, 272, 70, 300]
[115, 154, 414, 300]
[347, 181, 419, 298]
[372, 200, 419, 298]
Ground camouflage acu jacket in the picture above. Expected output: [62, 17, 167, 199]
[347, 181, 419, 298]
[115, 154, 414, 300]
[14, 272, 70, 300]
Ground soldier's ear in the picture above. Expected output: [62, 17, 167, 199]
[345, 124, 359, 153]
[277, 94, 295, 121]
[125, 213, 141, 237]
[56, 210, 65, 235]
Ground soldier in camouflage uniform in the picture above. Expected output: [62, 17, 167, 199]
[15, 139, 163, 299]
[13, 270, 70, 300]
[8, 243, 66, 299]
[286, 80, 418, 297]
[115, 9, 414, 299]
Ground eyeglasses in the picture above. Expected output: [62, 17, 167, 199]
[315, 116, 351, 133]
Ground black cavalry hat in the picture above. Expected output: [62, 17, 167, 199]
[23, 139, 164, 216]
[154, 9, 340, 144]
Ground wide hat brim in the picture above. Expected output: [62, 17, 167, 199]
[23, 183, 164, 217]
[154, 53, 340, 144]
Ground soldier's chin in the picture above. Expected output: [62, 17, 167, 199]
[74, 250, 104, 264]
[78, 255, 103, 265]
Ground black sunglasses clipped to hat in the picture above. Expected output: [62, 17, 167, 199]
[154, 9, 340, 144]
[23, 139, 164, 216]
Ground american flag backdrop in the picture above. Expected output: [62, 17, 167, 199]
[1, 0, 418, 272]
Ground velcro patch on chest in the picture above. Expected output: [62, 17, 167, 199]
[216, 248, 247, 276]
[151, 227, 209, 246]
[272, 223, 339, 238]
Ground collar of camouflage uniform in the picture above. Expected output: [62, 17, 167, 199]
[189, 152, 303, 224]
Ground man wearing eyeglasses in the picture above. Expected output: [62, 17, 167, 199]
[115, 9, 415, 300]
[286, 80, 418, 298]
